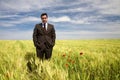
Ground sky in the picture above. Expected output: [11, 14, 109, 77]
[0, 0, 120, 40]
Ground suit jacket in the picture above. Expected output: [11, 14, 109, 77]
[33, 23, 56, 50]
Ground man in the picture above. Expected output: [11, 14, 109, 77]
[33, 13, 56, 60]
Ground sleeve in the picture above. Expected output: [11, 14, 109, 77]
[51, 25, 56, 46]
[33, 24, 38, 47]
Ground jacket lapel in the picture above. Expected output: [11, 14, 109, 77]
[46, 24, 51, 33]
[37, 23, 51, 34]
[37, 23, 45, 34]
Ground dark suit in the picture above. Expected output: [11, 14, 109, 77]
[33, 23, 56, 60]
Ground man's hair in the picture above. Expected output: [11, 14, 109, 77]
[41, 13, 48, 18]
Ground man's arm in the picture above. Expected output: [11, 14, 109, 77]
[51, 25, 56, 46]
[33, 25, 38, 47]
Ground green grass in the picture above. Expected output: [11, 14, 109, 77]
[0, 39, 120, 80]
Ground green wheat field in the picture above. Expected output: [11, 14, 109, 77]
[0, 39, 120, 80]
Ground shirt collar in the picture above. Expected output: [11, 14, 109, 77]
[42, 23, 48, 29]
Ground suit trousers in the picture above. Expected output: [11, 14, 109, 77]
[36, 47, 53, 60]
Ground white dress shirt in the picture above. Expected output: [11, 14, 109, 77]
[42, 23, 48, 30]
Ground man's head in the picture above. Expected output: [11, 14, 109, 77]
[41, 13, 48, 23]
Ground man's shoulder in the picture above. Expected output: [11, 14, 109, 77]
[35, 23, 42, 26]
[34, 23, 42, 27]
[48, 23, 54, 27]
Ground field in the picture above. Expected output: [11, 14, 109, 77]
[0, 39, 120, 80]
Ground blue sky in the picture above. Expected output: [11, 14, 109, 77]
[0, 0, 120, 40]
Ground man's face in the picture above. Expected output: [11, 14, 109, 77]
[41, 15, 48, 23]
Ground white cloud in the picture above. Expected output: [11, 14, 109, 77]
[0, 16, 40, 27]
[0, 14, 21, 18]
[17, 16, 40, 23]
[57, 30, 120, 39]
[97, 23, 120, 32]
[0, 23, 15, 27]
[53, 7, 91, 13]
[0, 29, 33, 40]
[50, 16, 90, 24]
[51, 15, 119, 24]
[89, 0, 120, 15]
[49, 16, 71, 22]
[0, 0, 57, 12]
[0, 23, 120, 40]
[1, 0, 119, 27]
[1, 0, 119, 15]
[0, 15, 87, 27]
[71, 17, 91, 24]
[0, 29, 120, 40]
[53, 0, 120, 15]
[56, 22, 120, 39]
[0, 15, 102, 27]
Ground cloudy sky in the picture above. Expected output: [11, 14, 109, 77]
[0, 0, 120, 40]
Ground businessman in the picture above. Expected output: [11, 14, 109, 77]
[33, 13, 56, 60]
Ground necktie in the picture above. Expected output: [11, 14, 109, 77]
[44, 23, 46, 31]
